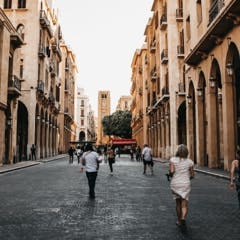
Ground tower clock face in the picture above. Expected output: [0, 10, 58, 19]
[102, 100, 106, 106]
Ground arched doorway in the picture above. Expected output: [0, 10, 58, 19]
[226, 42, 240, 160]
[188, 81, 197, 164]
[177, 101, 186, 145]
[79, 131, 86, 142]
[197, 71, 207, 166]
[209, 58, 223, 168]
[17, 102, 28, 162]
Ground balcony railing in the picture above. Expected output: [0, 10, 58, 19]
[209, 0, 225, 25]
[150, 38, 156, 53]
[161, 49, 168, 64]
[8, 75, 21, 97]
[38, 44, 46, 58]
[39, 10, 53, 37]
[177, 45, 184, 57]
[160, 14, 167, 30]
[178, 82, 185, 95]
[176, 8, 183, 21]
[37, 80, 44, 93]
[150, 65, 157, 81]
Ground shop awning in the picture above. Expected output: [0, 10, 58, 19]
[111, 139, 137, 145]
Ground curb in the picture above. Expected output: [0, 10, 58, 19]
[153, 158, 230, 180]
[0, 162, 40, 174]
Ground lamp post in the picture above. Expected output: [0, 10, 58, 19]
[226, 62, 233, 76]
[209, 76, 216, 88]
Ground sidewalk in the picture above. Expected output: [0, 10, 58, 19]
[0, 154, 67, 174]
[153, 157, 230, 180]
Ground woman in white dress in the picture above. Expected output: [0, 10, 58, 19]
[169, 144, 194, 226]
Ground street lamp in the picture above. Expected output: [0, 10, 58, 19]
[187, 95, 192, 104]
[226, 62, 233, 76]
[209, 76, 216, 88]
[197, 88, 203, 97]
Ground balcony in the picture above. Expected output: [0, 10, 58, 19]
[177, 45, 184, 58]
[48, 92, 55, 105]
[38, 44, 46, 58]
[150, 39, 156, 53]
[138, 87, 143, 96]
[177, 82, 186, 96]
[49, 62, 56, 78]
[209, 0, 225, 25]
[51, 40, 62, 60]
[150, 65, 157, 81]
[176, 8, 183, 21]
[39, 10, 53, 37]
[185, 0, 240, 66]
[161, 49, 168, 64]
[8, 75, 21, 97]
[160, 14, 167, 30]
[37, 80, 44, 93]
[161, 86, 170, 101]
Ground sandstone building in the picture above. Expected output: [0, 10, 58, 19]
[116, 95, 132, 111]
[131, 0, 240, 170]
[0, 0, 77, 164]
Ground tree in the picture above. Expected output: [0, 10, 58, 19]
[102, 110, 132, 139]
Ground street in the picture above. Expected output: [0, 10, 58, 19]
[0, 155, 239, 240]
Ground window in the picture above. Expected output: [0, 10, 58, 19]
[17, 24, 25, 40]
[186, 15, 191, 41]
[81, 119, 84, 126]
[196, 0, 202, 24]
[4, 0, 12, 9]
[18, 0, 26, 8]
[81, 100, 84, 106]
[20, 59, 23, 79]
[81, 109, 84, 117]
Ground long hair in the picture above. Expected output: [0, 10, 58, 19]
[175, 144, 189, 159]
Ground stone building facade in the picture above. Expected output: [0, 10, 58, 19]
[75, 87, 96, 143]
[0, 0, 77, 163]
[116, 95, 132, 111]
[131, 0, 240, 170]
[0, 8, 23, 165]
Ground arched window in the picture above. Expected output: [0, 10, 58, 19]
[4, 0, 12, 9]
[17, 24, 25, 40]
[18, 0, 26, 8]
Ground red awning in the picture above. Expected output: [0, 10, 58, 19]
[111, 139, 136, 145]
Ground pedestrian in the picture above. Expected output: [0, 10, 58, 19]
[30, 144, 36, 160]
[142, 144, 153, 174]
[81, 143, 101, 199]
[68, 146, 75, 164]
[229, 149, 240, 208]
[76, 145, 83, 164]
[169, 144, 194, 227]
[136, 145, 142, 161]
[107, 146, 115, 175]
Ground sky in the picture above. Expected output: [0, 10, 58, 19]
[54, 0, 153, 114]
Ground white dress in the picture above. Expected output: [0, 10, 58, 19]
[170, 157, 194, 200]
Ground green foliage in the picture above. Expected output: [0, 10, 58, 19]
[101, 110, 132, 138]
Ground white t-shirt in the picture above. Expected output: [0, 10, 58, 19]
[81, 151, 99, 172]
[142, 147, 152, 161]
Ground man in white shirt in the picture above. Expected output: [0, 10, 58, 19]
[81, 143, 100, 199]
[142, 144, 153, 175]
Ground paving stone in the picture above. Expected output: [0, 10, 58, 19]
[0, 156, 239, 239]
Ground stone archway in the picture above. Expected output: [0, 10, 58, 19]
[79, 131, 86, 142]
[208, 58, 223, 168]
[187, 81, 197, 164]
[17, 101, 28, 162]
[224, 42, 240, 169]
[177, 101, 186, 145]
[197, 71, 207, 166]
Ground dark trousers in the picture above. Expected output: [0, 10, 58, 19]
[236, 182, 240, 208]
[86, 171, 98, 198]
[108, 158, 114, 172]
